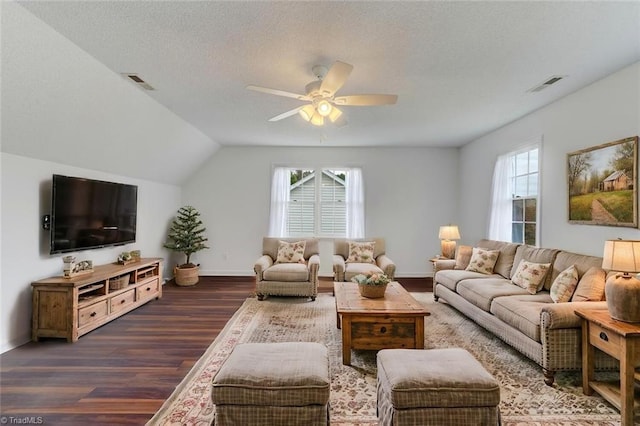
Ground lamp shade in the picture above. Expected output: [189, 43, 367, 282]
[438, 225, 461, 241]
[602, 240, 640, 273]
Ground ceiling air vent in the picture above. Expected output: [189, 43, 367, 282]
[527, 75, 567, 93]
[121, 73, 155, 91]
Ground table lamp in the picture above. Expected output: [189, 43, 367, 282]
[438, 225, 461, 259]
[602, 239, 640, 323]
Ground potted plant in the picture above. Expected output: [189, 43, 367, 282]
[164, 206, 210, 286]
[351, 271, 391, 298]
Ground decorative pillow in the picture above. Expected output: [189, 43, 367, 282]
[346, 241, 376, 264]
[571, 266, 606, 302]
[275, 240, 306, 264]
[550, 265, 579, 303]
[465, 247, 500, 275]
[454, 245, 473, 270]
[511, 260, 551, 294]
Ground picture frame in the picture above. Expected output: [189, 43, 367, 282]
[567, 136, 638, 228]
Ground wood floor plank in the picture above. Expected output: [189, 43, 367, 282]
[0, 276, 428, 425]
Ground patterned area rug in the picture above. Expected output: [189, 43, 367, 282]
[147, 293, 625, 426]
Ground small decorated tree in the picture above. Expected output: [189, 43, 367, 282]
[164, 206, 209, 285]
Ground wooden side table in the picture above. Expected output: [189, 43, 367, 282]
[575, 309, 640, 426]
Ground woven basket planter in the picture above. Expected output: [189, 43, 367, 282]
[358, 283, 387, 299]
[174, 265, 199, 286]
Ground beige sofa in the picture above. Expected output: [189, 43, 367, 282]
[254, 237, 320, 301]
[434, 239, 617, 386]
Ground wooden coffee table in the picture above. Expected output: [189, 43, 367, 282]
[334, 281, 430, 365]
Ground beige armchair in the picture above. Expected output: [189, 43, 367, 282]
[333, 237, 396, 282]
[254, 237, 320, 301]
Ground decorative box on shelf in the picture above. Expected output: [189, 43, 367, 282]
[63, 257, 94, 279]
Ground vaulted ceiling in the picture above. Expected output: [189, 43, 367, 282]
[13, 1, 640, 148]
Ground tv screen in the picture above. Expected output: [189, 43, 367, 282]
[50, 174, 138, 254]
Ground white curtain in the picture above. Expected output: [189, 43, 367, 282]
[268, 167, 290, 237]
[345, 168, 365, 238]
[488, 153, 513, 241]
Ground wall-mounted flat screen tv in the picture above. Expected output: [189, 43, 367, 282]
[50, 174, 138, 254]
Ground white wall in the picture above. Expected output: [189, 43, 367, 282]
[0, 1, 213, 353]
[0, 153, 181, 353]
[459, 62, 640, 255]
[181, 146, 459, 277]
[2, 1, 218, 185]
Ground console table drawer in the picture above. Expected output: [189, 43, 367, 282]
[110, 289, 135, 314]
[136, 278, 160, 300]
[78, 300, 109, 327]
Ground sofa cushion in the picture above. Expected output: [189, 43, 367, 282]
[457, 278, 530, 312]
[477, 239, 521, 279]
[550, 265, 579, 303]
[275, 240, 306, 264]
[346, 241, 376, 264]
[345, 263, 384, 282]
[435, 269, 501, 292]
[571, 266, 606, 302]
[511, 260, 552, 294]
[263, 263, 310, 281]
[466, 247, 500, 275]
[454, 245, 473, 270]
[551, 251, 603, 285]
[490, 293, 553, 342]
[511, 245, 560, 289]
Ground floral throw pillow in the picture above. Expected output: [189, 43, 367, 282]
[465, 247, 500, 275]
[511, 260, 551, 294]
[275, 240, 306, 264]
[550, 265, 579, 303]
[346, 241, 376, 264]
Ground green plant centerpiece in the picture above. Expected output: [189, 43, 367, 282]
[351, 271, 391, 298]
[164, 206, 209, 286]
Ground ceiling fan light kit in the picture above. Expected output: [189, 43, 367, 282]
[247, 60, 398, 126]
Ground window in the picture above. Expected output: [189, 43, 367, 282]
[511, 149, 538, 244]
[269, 167, 363, 238]
[488, 144, 540, 245]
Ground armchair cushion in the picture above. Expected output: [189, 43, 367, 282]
[346, 241, 376, 264]
[275, 240, 306, 264]
[263, 263, 310, 281]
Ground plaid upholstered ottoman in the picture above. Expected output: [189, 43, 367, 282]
[211, 342, 330, 426]
[377, 348, 501, 426]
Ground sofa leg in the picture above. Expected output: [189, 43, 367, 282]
[257, 294, 265, 301]
[434, 294, 439, 302]
[543, 369, 555, 386]
[310, 296, 316, 301]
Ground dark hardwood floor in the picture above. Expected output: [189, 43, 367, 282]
[0, 276, 429, 425]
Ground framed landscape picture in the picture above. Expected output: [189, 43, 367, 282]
[567, 136, 638, 228]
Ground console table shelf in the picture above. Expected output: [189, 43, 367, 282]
[32, 258, 163, 342]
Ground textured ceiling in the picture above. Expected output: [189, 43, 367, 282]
[15, 1, 640, 148]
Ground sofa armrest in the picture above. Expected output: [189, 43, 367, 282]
[333, 255, 346, 281]
[254, 255, 273, 281]
[434, 259, 456, 273]
[540, 301, 609, 329]
[376, 255, 396, 280]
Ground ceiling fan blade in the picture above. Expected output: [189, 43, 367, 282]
[319, 61, 353, 96]
[247, 85, 309, 101]
[268, 106, 305, 122]
[334, 94, 398, 106]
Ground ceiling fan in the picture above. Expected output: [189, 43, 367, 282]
[247, 60, 398, 126]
